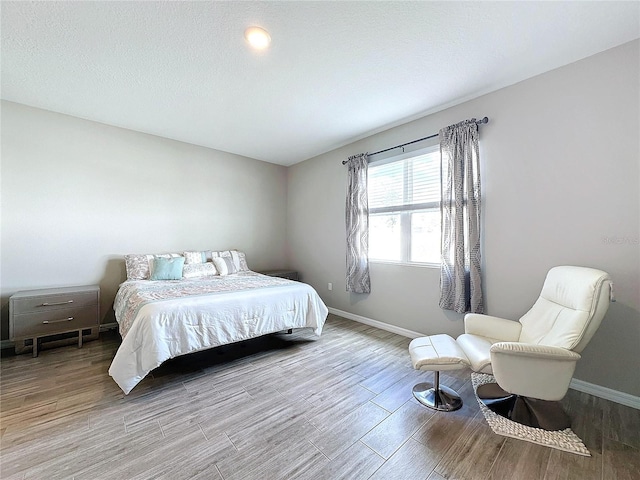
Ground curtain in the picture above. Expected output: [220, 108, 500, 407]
[345, 153, 371, 294]
[439, 120, 483, 313]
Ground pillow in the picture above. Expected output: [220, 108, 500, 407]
[149, 254, 184, 278]
[213, 256, 238, 276]
[235, 251, 249, 271]
[183, 251, 204, 264]
[182, 262, 217, 279]
[125, 254, 150, 280]
[150, 257, 185, 280]
[125, 253, 183, 280]
[230, 251, 242, 271]
[183, 250, 214, 264]
[212, 250, 248, 271]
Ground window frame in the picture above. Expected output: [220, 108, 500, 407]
[367, 144, 441, 267]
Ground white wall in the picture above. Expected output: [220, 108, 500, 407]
[1, 101, 288, 337]
[287, 40, 640, 396]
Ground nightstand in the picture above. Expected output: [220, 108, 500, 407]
[9, 285, 100, 357]
[260, 270, 299, 281]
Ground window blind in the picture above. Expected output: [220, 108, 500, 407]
[368, 149, 440, 213]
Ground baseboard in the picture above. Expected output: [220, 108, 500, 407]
[570, 378, 640, 410]
[328, 307, 424, 339]
[328, 307, 640, 410]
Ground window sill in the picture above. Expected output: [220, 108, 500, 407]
[369, 259, 439, 269]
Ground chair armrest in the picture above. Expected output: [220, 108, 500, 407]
[490, 342, 580, 401]
[464, 314, 522, 342]
[490, 342, 582, 361]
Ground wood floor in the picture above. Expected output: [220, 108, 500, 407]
[1, 314, 639, 480]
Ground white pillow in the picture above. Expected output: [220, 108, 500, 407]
[182, 263, 217, 278]
[213, 256, 238, 276]
[183, 250, 217, 264]
[184, 251, 204, 264]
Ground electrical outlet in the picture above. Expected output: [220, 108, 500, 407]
[328, 283, 333, 291]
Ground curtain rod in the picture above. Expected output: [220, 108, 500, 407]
[342, 116, 489, 165]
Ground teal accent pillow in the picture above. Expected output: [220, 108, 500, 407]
[150, 257, 185, 280]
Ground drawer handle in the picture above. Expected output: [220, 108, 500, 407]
[43, 317, 74, 324]
[41, 300, 74, 306]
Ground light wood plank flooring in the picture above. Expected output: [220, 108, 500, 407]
[1, 314, 639, 479]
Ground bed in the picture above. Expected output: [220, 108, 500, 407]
[108, 251, 328, 394]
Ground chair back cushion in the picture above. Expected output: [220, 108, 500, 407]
[518, 266, 611, 352]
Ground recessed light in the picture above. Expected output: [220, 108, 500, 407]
[244, 26, 271, 50]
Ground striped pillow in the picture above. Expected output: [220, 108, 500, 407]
[212, 250, 248, 271]
[213, 256, 238, 276]
[236, 251, 249, 271]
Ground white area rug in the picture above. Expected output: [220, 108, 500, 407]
[472, 373, 591, 456]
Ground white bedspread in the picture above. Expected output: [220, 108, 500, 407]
[108, 272, 328, 394]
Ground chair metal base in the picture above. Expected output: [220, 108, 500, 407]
[413, 371, 462, 412]
[477, 383, 571, 431]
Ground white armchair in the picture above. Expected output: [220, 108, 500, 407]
[457, 265, 612, 430]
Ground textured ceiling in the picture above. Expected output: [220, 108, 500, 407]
[2, 1, 639, 166]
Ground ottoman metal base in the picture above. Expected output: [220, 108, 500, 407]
[413, 371, 462, 412]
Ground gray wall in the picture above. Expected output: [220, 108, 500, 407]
[1, 101, 288, 336]
[2, 41, 638, 397]
[287, 40, 640, 396]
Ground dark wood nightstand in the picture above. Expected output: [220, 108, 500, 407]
[260, 270, 299, 281]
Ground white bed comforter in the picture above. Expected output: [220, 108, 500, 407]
[108, 272, 328, 394]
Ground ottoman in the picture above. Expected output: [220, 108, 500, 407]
[409, 334, 470, 411]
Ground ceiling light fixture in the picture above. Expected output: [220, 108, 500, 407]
[244, 26, 271, 50]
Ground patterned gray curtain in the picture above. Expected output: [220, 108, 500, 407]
[345, 153, 371, 293]
[439, 120, 483, 313]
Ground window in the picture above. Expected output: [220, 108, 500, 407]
[368, 145, 440, 264]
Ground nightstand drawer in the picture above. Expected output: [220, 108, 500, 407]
[11, 290, 98, 315]
[11, 306, 99, 338]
